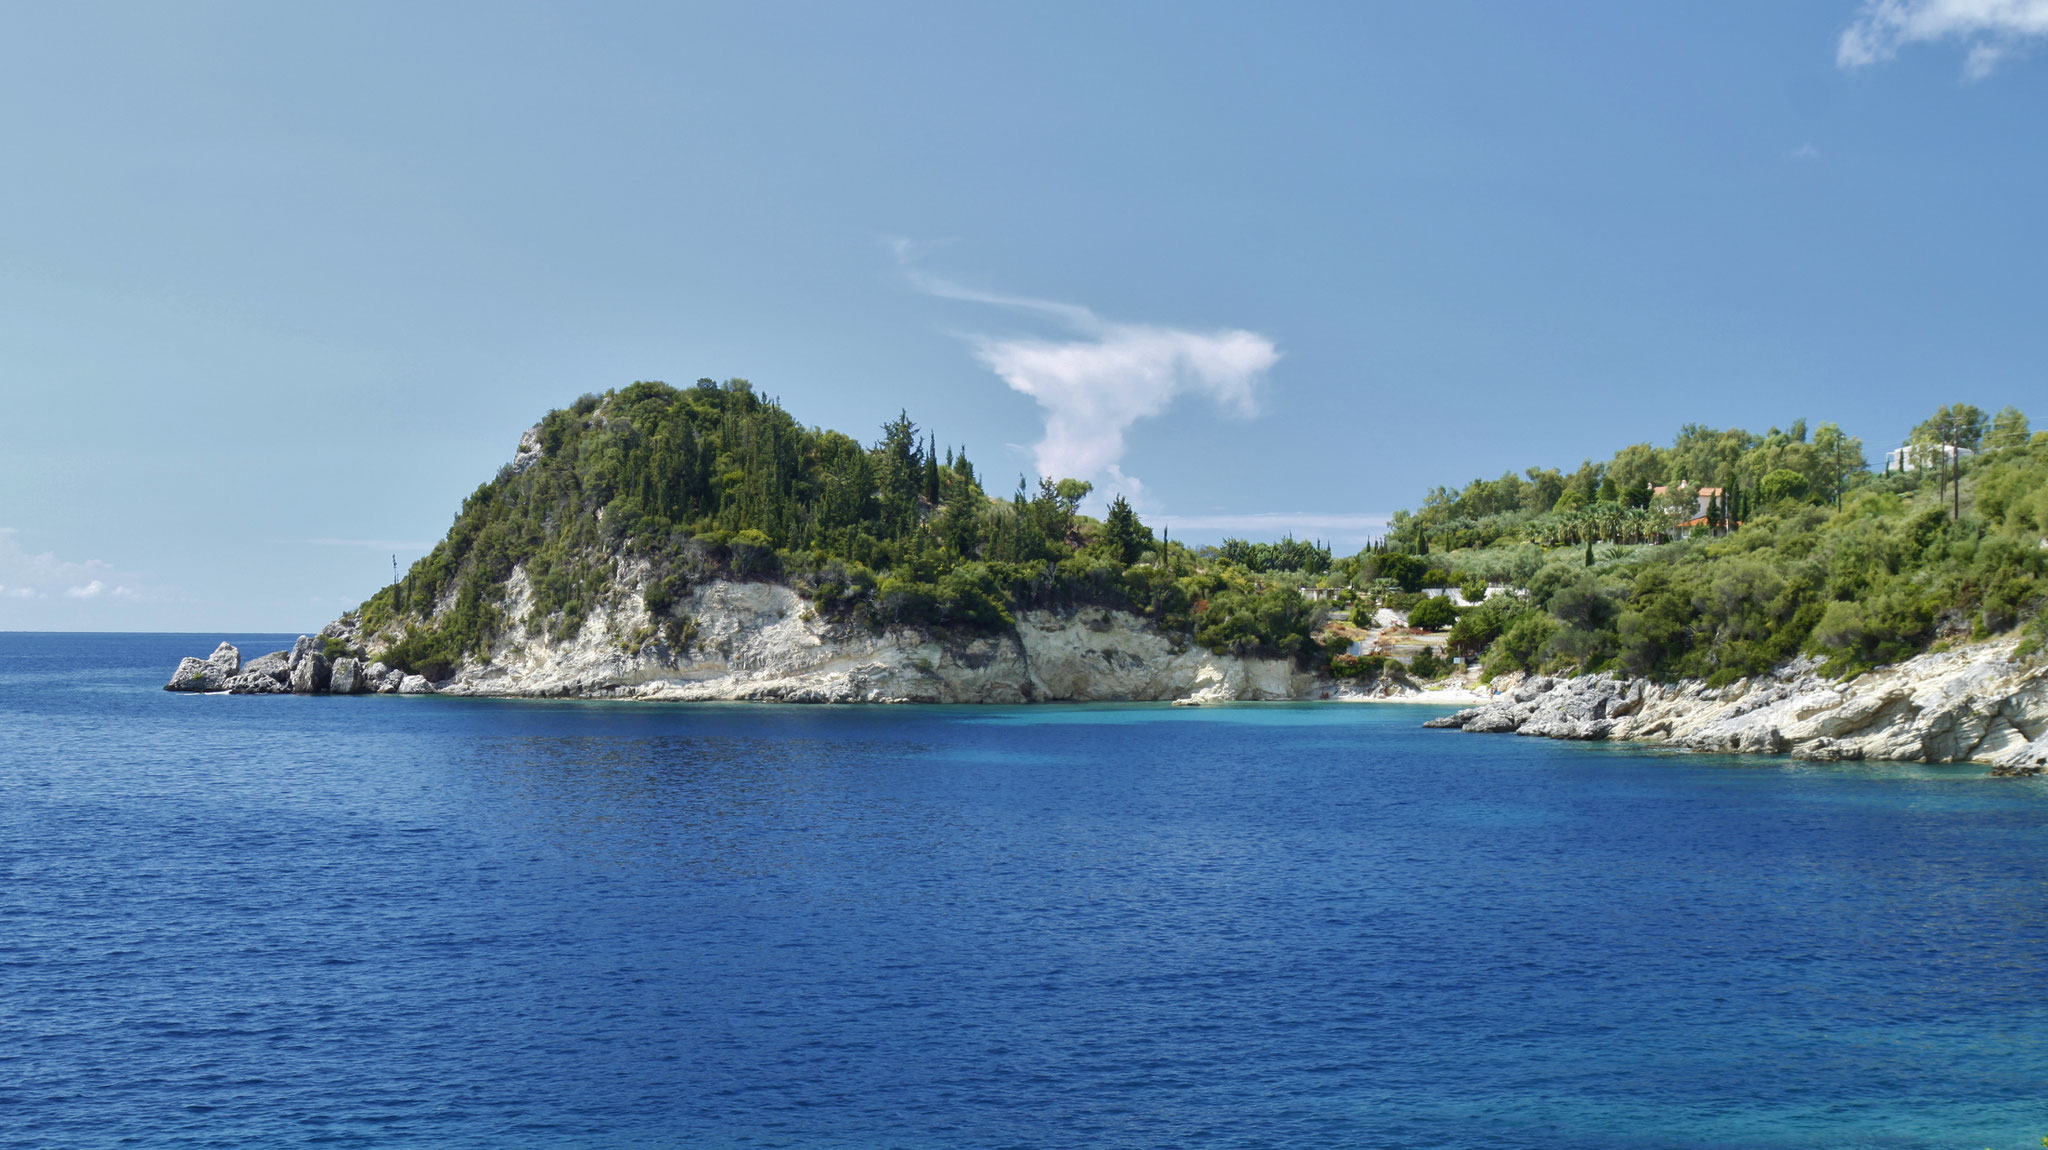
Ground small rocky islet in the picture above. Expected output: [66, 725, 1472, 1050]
[164, 636, 433, 696]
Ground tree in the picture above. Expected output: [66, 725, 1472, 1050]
[1100, 495, 1151, 566]
[1811, 422, 1865, 509]
[1373, 552, 1427, 593]
[875, 411, 923, 530]
[1408, 595, 1456, 630]
[1759, 469, 1811, 505]
[1410, 646, 1448, 679]
[1989, 406, 2031, 450]
[1915, 403, 1988, 521]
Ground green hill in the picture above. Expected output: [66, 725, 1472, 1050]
[354, 380, 1326, 679]
[1365, 406, 2048, 683]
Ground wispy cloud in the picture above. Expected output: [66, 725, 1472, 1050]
[893, 241, 1280, 501]
[1790, 141, 1822, 160]
[1839, 0, 2048, 77]
[0, 529, 149, 604]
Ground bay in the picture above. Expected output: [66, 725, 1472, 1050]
[3, 633, 2045, 1149]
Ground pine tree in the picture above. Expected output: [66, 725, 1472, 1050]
[1101, 495, 1150, 566]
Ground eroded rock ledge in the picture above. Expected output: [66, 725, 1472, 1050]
[1422, 640, 2048, 776]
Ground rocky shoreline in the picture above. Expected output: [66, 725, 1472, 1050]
[165, 636, 434, 696]
[164, 590, 2048, 778]
[1421, 638, 2048, 776]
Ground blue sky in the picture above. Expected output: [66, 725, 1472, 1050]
[3, 1, 2046, 630]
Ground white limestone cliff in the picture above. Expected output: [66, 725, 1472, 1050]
[339, 568, 1318, 705]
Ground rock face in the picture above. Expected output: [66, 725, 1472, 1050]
[164, 643, 240, 691]
[329, 657, 361, 695]
[1423, 640, 2048, 771]
[289, 650, 330, 693]
[238, 650, 292, 684]
[403, 574, 1317, 704]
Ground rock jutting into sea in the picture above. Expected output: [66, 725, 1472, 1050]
[164, 636, 415, 696]
[1421, 636, 2048, 776]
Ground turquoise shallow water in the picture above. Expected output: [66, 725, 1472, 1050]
[4, 632, 2047, 1149]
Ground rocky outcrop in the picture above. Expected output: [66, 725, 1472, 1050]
[289, 651, 330, 694]
[163, 636, 360, 696]
[1423, 640, 2048, 773]
[329, 657, 361, 695]
[165, 642, 241, 691]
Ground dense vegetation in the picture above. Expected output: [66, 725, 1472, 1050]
[359, 381, 2047, 690]
[359, 380, 1330, 678]
[1374, 404, 2048, 684]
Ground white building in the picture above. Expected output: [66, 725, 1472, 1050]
[1885, 443, 1974, 473]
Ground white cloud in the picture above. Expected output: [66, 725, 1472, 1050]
[895, 242, 1281, 500]
[973, 323, 1278, 492]
[1839, 0, 2048, 77]
[1790, 141, 1822, 160]
[0, 529, 146, 605]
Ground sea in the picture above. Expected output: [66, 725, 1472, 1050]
[4, 632, 2046, 1149]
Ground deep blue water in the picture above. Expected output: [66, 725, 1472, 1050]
[4, 634, 2047, 1149]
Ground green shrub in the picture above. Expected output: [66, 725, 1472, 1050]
[1408, 595, 1457, 630]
